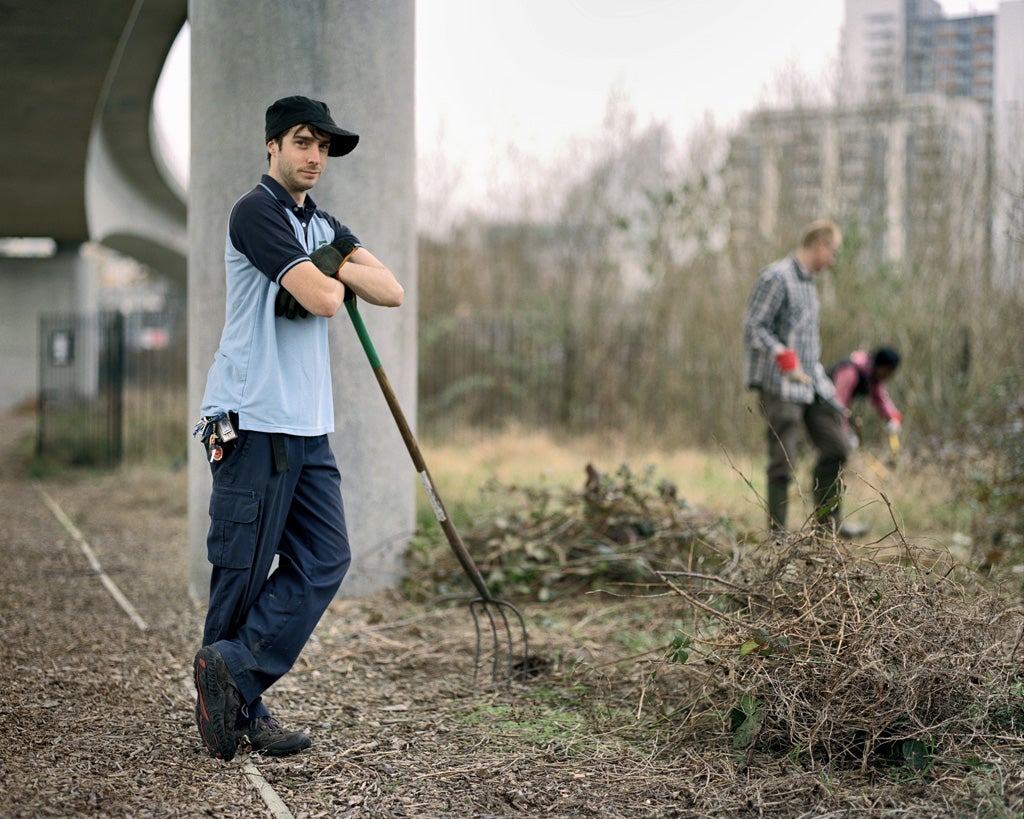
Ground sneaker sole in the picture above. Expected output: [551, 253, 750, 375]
[193, 646, 241, 761]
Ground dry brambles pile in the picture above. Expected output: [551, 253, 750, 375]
[4, 410, 1024, 817]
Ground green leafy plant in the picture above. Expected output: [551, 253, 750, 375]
[666, 634, 690, 665]
[730, 694, 764, 750]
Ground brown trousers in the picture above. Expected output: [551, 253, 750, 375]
[757, 390, 848, 527]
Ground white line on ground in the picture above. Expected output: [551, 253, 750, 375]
[242, 763, 297, 819]
[39, 481, 295, 819]
[34, 483, 149, 632]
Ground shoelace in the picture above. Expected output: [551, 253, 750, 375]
[238, 717, 282, 751]
[251, 717, 282, 733]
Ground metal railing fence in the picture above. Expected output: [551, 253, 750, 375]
[37, 307, 186, 466]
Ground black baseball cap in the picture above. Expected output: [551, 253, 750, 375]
[264, 95, 359, 157]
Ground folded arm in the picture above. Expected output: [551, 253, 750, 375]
[278, 246, 404, 318]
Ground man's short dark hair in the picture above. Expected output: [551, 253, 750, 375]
[266, 123, 333, 164]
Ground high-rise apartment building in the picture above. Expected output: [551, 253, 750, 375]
[841, 0, 917, 101]
[993, 1, 1024, 283]
[726, 95, 988, 270]
[737, 0, 1023, 281]
[906, 10, 995, 111]
[841, 0, 996, 111]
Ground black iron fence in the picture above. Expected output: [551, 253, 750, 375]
[418, 313, 668, 441]
[417, 312, 745, 449]
[35, 307, 719, 467]
[419, 314, 572, 436]
[37, 307, 187, 466]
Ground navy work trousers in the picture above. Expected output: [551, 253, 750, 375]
[202, 429, 350, 719]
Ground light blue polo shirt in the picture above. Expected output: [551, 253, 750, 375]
[200, 175, 360, 435]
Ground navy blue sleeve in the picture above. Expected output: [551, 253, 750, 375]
[317, 210, 361, 249]
[228, 188, 308, 283]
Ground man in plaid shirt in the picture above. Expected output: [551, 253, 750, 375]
[743, 220, 854, 536]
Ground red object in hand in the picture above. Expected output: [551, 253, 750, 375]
[775, 348, 799, 372]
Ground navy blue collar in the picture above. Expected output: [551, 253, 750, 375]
[260, 174, 318, 219]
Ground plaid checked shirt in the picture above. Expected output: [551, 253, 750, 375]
[742, 254, 837, 405]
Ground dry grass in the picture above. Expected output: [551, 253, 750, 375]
[656, 533, 1024, 760]
[403, 440, 1024, 816]
[421, 425, 971, 551]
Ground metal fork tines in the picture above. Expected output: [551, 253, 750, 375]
[469, 597, 530, 686]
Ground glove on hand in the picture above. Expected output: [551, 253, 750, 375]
[276, 239, 359, 320]
[886, 418, 902, 434]
[310, 239, 358, 302]
[274, 287, 308, 319]
[775, 348, 799, 372]
[775, 348, 808, 383]
[309, 238, 357, 276]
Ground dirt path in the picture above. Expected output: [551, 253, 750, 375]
[1, 412, 702, 818]
[0, 413, 269, 816]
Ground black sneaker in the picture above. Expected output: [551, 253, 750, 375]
[193, 646, 243, 761]
[240, 716, 312, 757]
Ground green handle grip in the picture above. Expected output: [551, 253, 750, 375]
[344, 299, 381, 369]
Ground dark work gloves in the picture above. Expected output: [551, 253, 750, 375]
[309, 237, 357, 277]
[275, 238, 359, 320]
[274, 287, 308, 319]
[311, 238, 358, 303]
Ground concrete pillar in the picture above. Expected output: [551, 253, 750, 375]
[993, 0, 1024, 286]
[187, 0, 417, 600]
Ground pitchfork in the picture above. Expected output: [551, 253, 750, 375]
[344, 298, 529, 686]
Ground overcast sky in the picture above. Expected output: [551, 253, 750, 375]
[155, 0, 999, 208]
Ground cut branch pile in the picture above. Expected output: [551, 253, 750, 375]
[406, 462, 737, 601]
[656, 532, 1024, 772]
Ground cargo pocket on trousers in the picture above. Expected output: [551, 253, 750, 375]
[207, 486, 260, 569]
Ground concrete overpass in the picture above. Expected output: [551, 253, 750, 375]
[0, 0, 188, 414]
[1, 0, 188, 281]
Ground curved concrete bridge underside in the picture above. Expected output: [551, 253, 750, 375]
[1, 0, 187, 283]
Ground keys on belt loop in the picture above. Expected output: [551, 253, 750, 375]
[192, 417, 212, 440]
[208, 430, 223, 463]
[194, 414, 231, 463]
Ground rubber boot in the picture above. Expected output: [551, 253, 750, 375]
[767, 478, 790, 534]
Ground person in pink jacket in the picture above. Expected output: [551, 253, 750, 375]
[828, 347, 903, 450]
